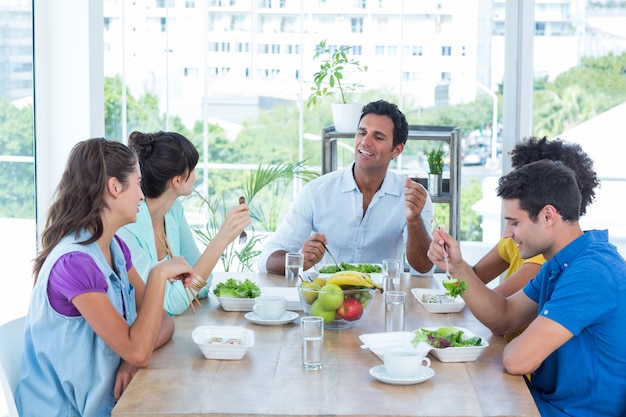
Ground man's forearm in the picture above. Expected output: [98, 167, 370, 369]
[265, 250, 287, 275]
[451, 261, 514, 334]
[406, 220, 434, 273]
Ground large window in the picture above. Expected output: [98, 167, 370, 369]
[0, 0, 36, 373]
[2, 0, 626, 335]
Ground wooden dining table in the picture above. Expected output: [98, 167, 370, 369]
[112, 272, 540, 417]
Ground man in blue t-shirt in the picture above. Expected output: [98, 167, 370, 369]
[429, 159, 626, 417]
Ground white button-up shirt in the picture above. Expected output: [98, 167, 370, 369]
[258, 164, 433, 274]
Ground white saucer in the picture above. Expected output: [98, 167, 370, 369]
[369, 365, 435, 385]
[244, 311, 299, 326]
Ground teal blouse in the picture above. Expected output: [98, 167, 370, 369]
[118, 199, 210, 315]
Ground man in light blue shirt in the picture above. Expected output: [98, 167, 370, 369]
[259, 100, 434, 275]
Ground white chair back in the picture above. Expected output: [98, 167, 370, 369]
[0, 316, 25, 417]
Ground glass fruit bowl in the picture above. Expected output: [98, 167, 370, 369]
[297, 283, 376, 330]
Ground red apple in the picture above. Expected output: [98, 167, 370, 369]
[336, 297, 363, 321]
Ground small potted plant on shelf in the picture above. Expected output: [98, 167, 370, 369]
[424, 145, 445, 197]
[306, 39, 368, 133]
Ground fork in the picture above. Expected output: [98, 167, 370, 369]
[431, 218, 453, 279]
[319, 241, 344, 271]
[238, 196, 247, 245]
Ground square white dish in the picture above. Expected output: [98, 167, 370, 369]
[191, 326, 254, 360]
[359, 326, 488, 363]
[216, 286, 302, 312]
[411, 288, 465, 313]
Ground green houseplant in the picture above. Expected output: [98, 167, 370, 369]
[306, 39, 368, 133]
[424, 145, 445, 175]
[424, 145, 445, 197]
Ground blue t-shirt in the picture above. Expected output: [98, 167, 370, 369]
[523, 230, 626, 416]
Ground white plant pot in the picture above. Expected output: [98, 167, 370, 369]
[332, 102, 364, 133]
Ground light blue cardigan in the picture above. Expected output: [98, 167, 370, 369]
[118, 199, 210, 315]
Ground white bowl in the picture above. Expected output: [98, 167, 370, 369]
[411, 288, 466, 313]
[415, 327, 489, 362]
[216, 287, 302, 311]
[191, 326, 254, 360]
[359, 326, 488, 363]
[216, 296, 255, 311]
[359, 331, 430, 361]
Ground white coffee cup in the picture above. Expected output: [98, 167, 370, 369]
[253, 295, 287, 320]
[383, 348, 431, 379]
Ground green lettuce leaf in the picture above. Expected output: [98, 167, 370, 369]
[411, 327, 482, 349]
[213, 278, 261, 298]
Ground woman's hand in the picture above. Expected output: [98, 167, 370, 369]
[216, 203, 251, 244]
[114, 360, 139, 401]
[151, 256, 195, 284]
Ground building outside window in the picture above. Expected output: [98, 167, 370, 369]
[351, 17, 363, 33]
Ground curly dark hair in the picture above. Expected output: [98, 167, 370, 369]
[509, 136, 600, 216]
[359, 100, 409, 148]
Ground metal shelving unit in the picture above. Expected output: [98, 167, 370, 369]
[321, 124, 461, 241]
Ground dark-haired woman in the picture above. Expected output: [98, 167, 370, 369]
[117, 131, 250, 315]
[16, 138, 195, 417]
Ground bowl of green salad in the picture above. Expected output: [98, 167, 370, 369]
[212, 278, 261, 311]
[411, 326, 488, 362]
[314, 262, 383, 283]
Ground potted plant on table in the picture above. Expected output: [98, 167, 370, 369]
[424, 145, 445, 197]
[306, 39, 368, 133]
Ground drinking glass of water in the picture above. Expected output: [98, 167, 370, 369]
[301, 316, 323, 370]
[382, 258, 402, 293]
[385, 290, 406, 332]
[285, 252, 304, 286]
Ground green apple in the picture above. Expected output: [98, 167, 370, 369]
[310, 299, 336, 324]
[317, 283, 345, 310]
[300, 281, 321, 305]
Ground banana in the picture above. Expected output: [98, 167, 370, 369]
[361, 273, 383, 291]
[326, 271, 373, 289]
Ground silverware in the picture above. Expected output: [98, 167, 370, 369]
[319, 241, 343, 271]
[238, 196, 247, 245]
[431, 218, 453, 279]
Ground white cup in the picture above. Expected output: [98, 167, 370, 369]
[383, 348, 431, 379]
[253, 295, 287, 320]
